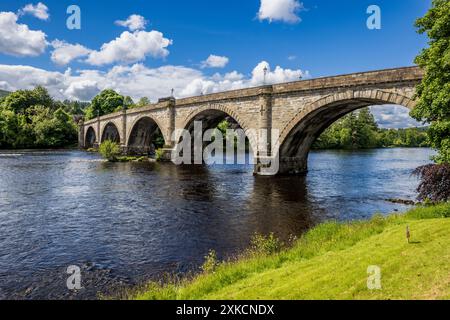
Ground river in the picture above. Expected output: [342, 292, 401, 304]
[0, 148, 434, 299]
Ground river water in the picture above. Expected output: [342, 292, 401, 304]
[0, 148, 433, 299]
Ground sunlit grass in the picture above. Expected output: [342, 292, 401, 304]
[130, 203, 450, 300]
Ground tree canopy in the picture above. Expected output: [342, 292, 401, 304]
[84, 89, 125, 120]
[0, 86, 77, 148]
[313, 108, 429, 150]
[411, 0, 450, 163]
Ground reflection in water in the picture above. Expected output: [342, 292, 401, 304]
[0, 148, 433, 299]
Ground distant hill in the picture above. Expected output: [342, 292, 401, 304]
[0, 89, 10, 97]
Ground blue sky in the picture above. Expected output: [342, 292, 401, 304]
[0, 0, 431, 127]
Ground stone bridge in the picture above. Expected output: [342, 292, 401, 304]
[79, 66, 423, 175]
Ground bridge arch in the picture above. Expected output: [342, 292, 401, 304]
[100, 122, 121, 143]
[85, 126, 96, 148]
[126, 116, 166, 155]
[276, 89, 417, 174]
[178, 105, 258, 157]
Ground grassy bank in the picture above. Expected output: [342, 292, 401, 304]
[130, 203, 450, 300]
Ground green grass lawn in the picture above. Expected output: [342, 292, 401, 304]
[132, 203, 450, 300]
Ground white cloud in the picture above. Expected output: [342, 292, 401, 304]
[0, 61, 307, 103]
[370, 105, 424, 129]
[201, 55, 229, 68]
[0, 63, 424, 129]
[19, 2, 49, 20]
[50, 40, 91, 66]
[115, 14, 147, 31]
[181, 61, 308, 96]
[258, 0, 303, 24]
[85, 30, 172, 66]
[250, 61, 308, 85]
[0, 64, 65, 96]
[0, 12, 47, 57]
[0, 63, 200, 102]
[64, 79, 101, 101]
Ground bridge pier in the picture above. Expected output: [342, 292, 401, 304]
[254, 155, 280, 176]
[278, 156, 308, 175]
[78, 121, 85, 149]
[79, 66, 422, 175]
[121, 108, 127, 150]
[158, 148, 175, 161]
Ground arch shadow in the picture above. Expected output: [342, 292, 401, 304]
[101, 122, 121, 144]
[127, 116, 166, 155]
[85, 126, 96, 148]
[178, 108, 257, 164]
[276, 90, 416, 174]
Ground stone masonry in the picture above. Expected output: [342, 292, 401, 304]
[79, 66, 423, 175]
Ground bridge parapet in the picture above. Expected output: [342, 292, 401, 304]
[79, 66, 423, 175]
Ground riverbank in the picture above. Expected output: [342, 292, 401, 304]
[131, 203, 450, 300]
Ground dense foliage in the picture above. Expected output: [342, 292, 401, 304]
[84, 89, 125, 120]
[0, 86, 77, 148]
[313, 108, 429, 150]
[99, 140, 121, 161]
[414, 164, 450, 202]
[136, 97, 151, 107]
[84, 89, 152, 120]
[0, 86, 155, 149]
[411, 0, 450, 163]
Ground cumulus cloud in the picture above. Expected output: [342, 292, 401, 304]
[258, 0, 304, 24]
[250, 61, 308, 85]
[19, 2, 49, 20]
[0, 64, 65, 95]
[0, 12, 47, 57]
[115, 14, 147, 31]
[181, 61, 308, 96]
[370, 105, 424, 129]
[201, 55, 229, 68]
[0, 63, 200, 101]
[0, 62, 425, 129]
[0, 61, 308, 103]
[64, 79, 101, 101]
[50, 40, 91, 65]
[85, 30, 172, 66]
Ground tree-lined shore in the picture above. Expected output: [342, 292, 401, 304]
[0, 87, 432, 150]
[313, 108, 429, 150]
[0, 86, 78, 149]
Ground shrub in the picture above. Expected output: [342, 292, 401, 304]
[413, 164, 450, 202]
[99, 140, 121, 162]
[249, 233, 283, 256]
[201, 250, 219, 274]
[155, 148, 165, 161]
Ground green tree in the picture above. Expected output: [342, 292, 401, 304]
[0, 86, 78, 149]
[356, 108, 379, 148]
[411, 0, 450, 163]
[123, 96, 135, 109]
[137, 97, 151, 107]
[31, 106, 77, 147]
[313, 108, 430, 150]
[61, 100, 90, 115]
[85, 89, 124, 120]
[1, 86, 54, 114]
[0, 109, 30, 148]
